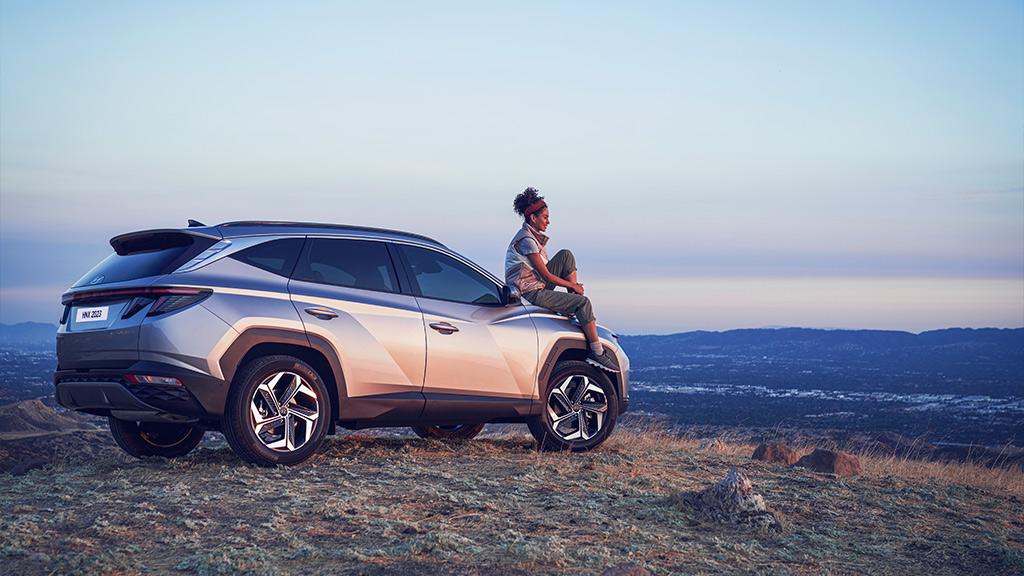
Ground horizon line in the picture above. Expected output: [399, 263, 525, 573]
[2, 320, 1021, 338]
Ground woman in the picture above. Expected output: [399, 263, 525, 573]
[505, 187, 619, 372]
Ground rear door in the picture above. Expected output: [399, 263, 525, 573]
[396, 244, 538, 422]
[288, 237, 426, 422]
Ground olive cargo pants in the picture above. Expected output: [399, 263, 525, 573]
[521, 249, 596, 324]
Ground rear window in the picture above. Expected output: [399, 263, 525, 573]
[229, 238, 304, 277]
[73, 234, 214, 287]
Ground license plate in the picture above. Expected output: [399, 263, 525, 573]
[76, 306, 109, 322]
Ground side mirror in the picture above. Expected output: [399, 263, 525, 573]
[501, 285, 521, 306]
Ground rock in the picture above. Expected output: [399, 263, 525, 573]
[601, 564, 652, 576]
[751, 442, 799, 466]
[678, 468, 781, 530]
[793, 448, 861, 477]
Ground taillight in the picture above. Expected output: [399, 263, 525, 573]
[147, 291, 211, 316]
[59, 287, 212, 318]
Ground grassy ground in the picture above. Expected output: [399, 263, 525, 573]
[1, 425, 1022, 575]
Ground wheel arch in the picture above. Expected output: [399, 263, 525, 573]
[538, 338, 624, 405]
[219, 328, 346, 433]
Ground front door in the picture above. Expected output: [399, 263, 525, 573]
[289, 237, 426, 422]
[397, 244, 538, 422]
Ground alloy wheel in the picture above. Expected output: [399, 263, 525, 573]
[546, 374, 608, 441]
[249, 371, 320, 452]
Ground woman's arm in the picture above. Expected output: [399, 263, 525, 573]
[527, 252, 584, 294]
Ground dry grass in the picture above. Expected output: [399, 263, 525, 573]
[606, 421, 1024, 495]
[1, 424, 1022, 575]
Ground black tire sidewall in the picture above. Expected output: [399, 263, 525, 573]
[224, 355, 331, 466]
[529, 360, 618, 452]
[108, 417, 204, 459]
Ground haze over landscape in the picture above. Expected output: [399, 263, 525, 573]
[1, 2, 1022, 332]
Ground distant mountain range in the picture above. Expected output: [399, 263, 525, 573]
[3, 321, 1022, 350]
[617, 327, 1024, 396]
[0, 322, 58, 346]
[618, 326, 1024, 358]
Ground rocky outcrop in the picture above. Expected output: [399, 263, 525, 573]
[793, 448, 861, 477]
[678, 468, 781, 530]
[751, 442, 799, 465]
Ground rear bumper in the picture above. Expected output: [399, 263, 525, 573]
[54, 362, 227, 421]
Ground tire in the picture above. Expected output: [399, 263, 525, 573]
[222, 355, 332, 466]
[108, 417, 205, 459]
[527, 360, 619, 452]
[411, 422, 486, 441]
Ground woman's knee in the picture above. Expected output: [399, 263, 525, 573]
[553, 249, 576, 265]
[551, 249, 577, 278]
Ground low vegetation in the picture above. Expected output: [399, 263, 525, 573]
[1, 422, 1022, 575]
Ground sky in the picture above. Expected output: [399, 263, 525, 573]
[1, 1, 1022, 334]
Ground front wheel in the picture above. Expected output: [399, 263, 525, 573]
[222, 355, 332, 466]
[527, 360, 618, 452]
[411, 423, 485, 441]
[108, 417, 205, 459]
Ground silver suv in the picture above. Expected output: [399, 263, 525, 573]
[54, 221, 630, 465]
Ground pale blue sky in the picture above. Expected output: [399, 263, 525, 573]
[1, 1, 1022, 332]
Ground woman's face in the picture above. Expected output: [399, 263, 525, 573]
[530, 207, 550, 232]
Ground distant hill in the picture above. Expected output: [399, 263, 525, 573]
[620, 326, 1024, 351]
[0, 399, 98, 436]
[618, 327, 1024, 375]
[0, 322, 57, 346]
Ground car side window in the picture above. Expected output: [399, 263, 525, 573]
[401, 245, 501, 305]
[229, 238, 305, 278]
[293, 239, 399, 293]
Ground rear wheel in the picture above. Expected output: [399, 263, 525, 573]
[528, 360, 618, 452]
[108, 417, 205, 458]
[411, 422, 485, 441]
[222, 355, 332, 466]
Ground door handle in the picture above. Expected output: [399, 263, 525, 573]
[304, 307, 338, 320]
[429, 321, 459, 334]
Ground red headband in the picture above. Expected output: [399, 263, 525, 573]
[524, 199, 547, 216]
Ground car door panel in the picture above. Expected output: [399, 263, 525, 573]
[289, 238, 426, 422]
[397, 244, 540, 421]
[416, 298, 537, 420]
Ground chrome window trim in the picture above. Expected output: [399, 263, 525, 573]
[303, 234, 505, 288]
[173, 235, 298, 274]
[174, 231, 506, 292]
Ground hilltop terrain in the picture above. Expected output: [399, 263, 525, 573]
[1, 420, 1022, 575]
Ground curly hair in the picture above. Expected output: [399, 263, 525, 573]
[513, 187, 546, 218]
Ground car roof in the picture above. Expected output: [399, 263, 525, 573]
[212, 221, 445, 247]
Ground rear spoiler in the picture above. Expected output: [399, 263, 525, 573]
[109, 228, 223, 255]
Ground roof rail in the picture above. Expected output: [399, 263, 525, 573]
[215, 221, 444, 246]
